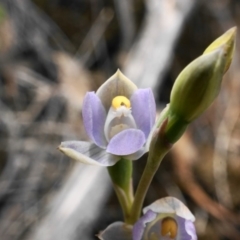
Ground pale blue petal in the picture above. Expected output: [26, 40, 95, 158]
[82, 92, 107, 148]
[133, 210, 157, 240]
[107, 129, 146, 155]
[59, 141, 120, 166]
[126, 147, 147, 161]
[177, 217, 197, 240]
[98, 222, 132, 240]
[131, 89, 156, 138]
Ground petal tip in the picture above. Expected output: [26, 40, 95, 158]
[116, 68, 122, 74]
[57, 143, 64, 152]
[115, 69, 128, 81]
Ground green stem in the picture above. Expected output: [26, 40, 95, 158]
[128, 119, 172, 224]
[128, 148, 168, 224]
[108, 158, 133, 222]
[112, 182, 133, 222]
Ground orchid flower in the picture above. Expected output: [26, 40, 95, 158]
[133, 197, 197, 240]
[58, 70, 156, 166]
[98, 197, 197, 240]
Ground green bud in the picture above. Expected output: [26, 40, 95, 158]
[159, 28, 236, 144]
[170, 48, 226, 122]
[204, 27, 236, 73]
[170, 27, 236, 123]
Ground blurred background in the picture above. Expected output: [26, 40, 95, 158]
[0, 0, 240, 239]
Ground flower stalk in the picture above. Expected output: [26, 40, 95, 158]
[108, 158, 134, 221]
[128, 119, 172, 224]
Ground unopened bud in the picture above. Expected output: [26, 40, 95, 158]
[204, 27, 237, 73]
[155, 28, 237, 144]
[170, 48, 226, 122]
[170, 27, 236, 123]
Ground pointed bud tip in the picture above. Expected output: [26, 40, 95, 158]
[223, 26, 237, 36]
[227, 26, 237, 35]
[204, 26, 237, 73]
[204, 26, 237, 54]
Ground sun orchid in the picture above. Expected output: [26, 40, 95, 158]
[98, 197, 197, 240]
[133, 197, 197, 240]
[58, 70, 156, 166]
[56, 27, 237, 240]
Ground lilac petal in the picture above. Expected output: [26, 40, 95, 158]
[131, 88, 156, 139]
[96, 69, 138, 111]
[133, 210, 157, 240]
[143, 197, 195, 222]
[177, 217, 197, 240]
[58, 141, 120, 166]
[107, 129, 146, 156]
[82, 92, 107, 148]
[98, 222, 132, 240]
[126, 147, 147, 161]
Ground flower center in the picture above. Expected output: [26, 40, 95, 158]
[112, 96, 131, 109]
[104, 96, 136, 141]
[161, 217, 178, 239]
